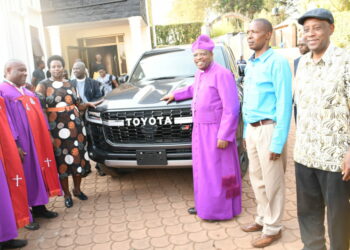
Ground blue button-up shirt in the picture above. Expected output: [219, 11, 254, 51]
[242, 48, 292, 154]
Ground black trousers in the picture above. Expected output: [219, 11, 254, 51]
[295, 162, 350, 250]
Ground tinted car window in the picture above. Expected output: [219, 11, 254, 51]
[130, 47, 227, 83]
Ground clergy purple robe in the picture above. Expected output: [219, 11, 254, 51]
[0, 159, 17, 242]
[173, 62, 242, 220]
[0, 83, 49, 206]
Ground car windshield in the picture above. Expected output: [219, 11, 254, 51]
[130, 47, 226, 82]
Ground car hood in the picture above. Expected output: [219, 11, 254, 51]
[95, 77, 194, 111]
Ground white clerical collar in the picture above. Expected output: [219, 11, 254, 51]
[76, 77, 86, 82]
[4, 79, 24, 95]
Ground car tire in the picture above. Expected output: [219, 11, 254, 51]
[238, 148, 248, 177]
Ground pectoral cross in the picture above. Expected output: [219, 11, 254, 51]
[12, 174, 22, 187]
[44, 158, 51, 168]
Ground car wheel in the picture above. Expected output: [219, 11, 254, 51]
[236, 115, 248, 177]
[239, 148, 249, 177]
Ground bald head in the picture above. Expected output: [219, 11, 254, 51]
[252, 18, 273, 33]
[297, 36, 309, 55]
[73, 61, 86, 79]
[73, 61, 86, 70]
[4, 59, 24, 74]
[4, 59, 27, 86]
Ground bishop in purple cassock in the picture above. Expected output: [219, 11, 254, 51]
[0, 60, 59, 229]
[162, 35, 242, 220]
[0, 72, 49, 208]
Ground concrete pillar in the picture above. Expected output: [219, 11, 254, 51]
[22, 9, 36, 75]
[47, 26, 62, 55]
[0, 3, 12, 73]
[0, 1, 32, 82]
[128, 16, 144, 69]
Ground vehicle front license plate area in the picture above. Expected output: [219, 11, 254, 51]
[136, 150, 167, 165]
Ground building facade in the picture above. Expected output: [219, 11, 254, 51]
[40, 0, 152, 77]
[0, 0, 47, 81]
[0, 0, 151, 82]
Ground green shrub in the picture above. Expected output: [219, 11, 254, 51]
[332, 11, 350, 48]
[155, 23, 203, 46]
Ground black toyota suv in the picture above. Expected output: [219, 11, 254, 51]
[85, 43, 248, 176]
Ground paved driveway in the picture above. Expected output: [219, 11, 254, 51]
[18, 124, 310, 250]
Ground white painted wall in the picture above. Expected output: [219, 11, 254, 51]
[47, 26, 62, 56]
[0, 0, 47, 82]
[128, 16, 146, 70]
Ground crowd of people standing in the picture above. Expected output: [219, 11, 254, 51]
[0, 55, 106, 248]
[0, 7, 349, 250]
[162, 7, 349, 250]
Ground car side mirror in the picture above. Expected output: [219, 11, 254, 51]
[118, 75, 129, 84]
[238, 64, 246, 77]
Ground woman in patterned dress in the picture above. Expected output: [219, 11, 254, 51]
[36, 55, 99, 208]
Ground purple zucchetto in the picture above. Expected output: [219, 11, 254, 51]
[191, 34, 215, 52]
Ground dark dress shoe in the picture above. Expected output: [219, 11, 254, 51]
[24, 222, 40, 231]
[96, 164, 106, 176]
[188, 207, 197, 215]
[203, 219, 219, 223]
[32, 205, 58, 219]
[64, 197, 73, 208]
[97, 169, 106, 176]
[33, 209, 58, 219]
[1, 239, 27, 249]
[73, 190, 88, 200]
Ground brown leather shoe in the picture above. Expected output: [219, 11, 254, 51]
[241, 223, 263, 232]
[252, 230, 282, 248]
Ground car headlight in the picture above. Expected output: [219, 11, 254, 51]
[86, 110, 102, 123]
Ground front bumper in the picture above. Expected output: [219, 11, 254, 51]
[104, 160, 192, 168]
[88, 146, 192, 169]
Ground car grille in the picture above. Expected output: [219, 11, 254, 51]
[87, 123, 109, 149]
[102, 108, 192, 144]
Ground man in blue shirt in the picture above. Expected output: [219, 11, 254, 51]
[240, 18, 292, 248]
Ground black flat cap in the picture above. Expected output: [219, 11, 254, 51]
[298, 8, 334, 25]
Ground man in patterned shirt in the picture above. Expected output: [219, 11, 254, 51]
[294, 8, 350, 250]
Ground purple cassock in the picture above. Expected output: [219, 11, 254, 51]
[0, 159, 17, 242]
[0, 82, 49, 207]
[173, 62, 242, 220]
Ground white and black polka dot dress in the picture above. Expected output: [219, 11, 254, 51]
[39, 79, 91, 179]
